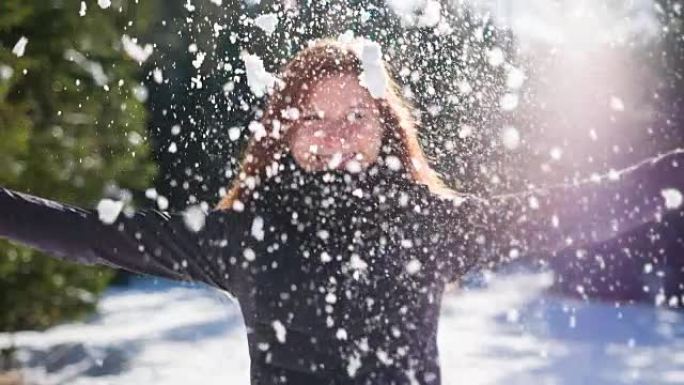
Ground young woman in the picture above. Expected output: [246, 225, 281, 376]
[1, 39, 683, 385]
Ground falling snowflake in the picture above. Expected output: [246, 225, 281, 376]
[121, 35, 153, 63]
[661, 188, 683, 210]
[96, 199, 124, 225]
[405, 259, 422, 275]
[241, 52, 277, 98]
[254, 13, 279, 35]
[251, 216, 265, 241]
[358, 40, 387, 99]
[12, 37, 28, 57]
[272, 320, 286, 343]
[501, 126, 521, 150]
[183, 206, 206, 232]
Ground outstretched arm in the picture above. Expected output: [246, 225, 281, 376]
[0, 187, 232, 290]
[429, 148, 684, 280]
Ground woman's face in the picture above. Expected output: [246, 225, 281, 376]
[287, 73, 384, 173]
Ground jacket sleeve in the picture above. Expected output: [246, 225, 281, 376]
[427, 148, 684, 281]
[0, 187, 236, 290]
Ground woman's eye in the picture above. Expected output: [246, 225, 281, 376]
[301, 115, 320, 122]
[347, 111, 365, 121]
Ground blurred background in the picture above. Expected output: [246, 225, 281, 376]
[1, 0, 683, 384]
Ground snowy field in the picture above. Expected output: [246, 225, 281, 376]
[3, 272, 684, 385]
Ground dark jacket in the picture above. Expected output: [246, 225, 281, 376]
[1, 151, 682, 385]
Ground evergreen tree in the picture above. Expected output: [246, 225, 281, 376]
[0, 0, 158, 332]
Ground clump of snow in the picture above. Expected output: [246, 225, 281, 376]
[506, 67, 525, 89]
[358, 40, 387, 99]
[320, 251, 332, 263]
[183, 205, 206, 232]
[457, 80, 472, 95]
[551, 214, 560, 228]
[469, 0, 658, 50]
[96, 199, 124, 224]
[145, 188, 158, 200]
[458, 125, 473, 139]
[121, 35, 153, 64]
[97, 0, 111, 9]
[345, 160, 363, 174]
[6, 272, 684, 385]
[327, 153, 344, 169]
[317, 229, 330, 240]
[487, 47, 505, 66]
[607, 169, 621, 181]
[335, 328, 347, 340]
[232, 199, 245, 212]
[79, 1, 87, 16]
[192, 51, 206, 69]
[254, 13, 279, 35]
[12, 37, 28, 57]
[251, 216, 264, 241]
[190, 76, 203, 89]
[64, 49, 109, 86]
[132, 85, 148, 102]
[549, 146, 563, 161]
[376, 349, 393, 365]
[168, 142, 178, 153]
[143, 188, 168, 211]
[644, 263, 654, 274]
[271, 320, 286, 343]
[406, 259, 422, 275]
[346, 351, 362, 378]
[152, 68, 163, 84]
[501, 126, 521, 150]
[280, 107, 300, 121]
[387, 0, 442, 28]
[609, 95, 625, 112]
[222, 81, 235, 96]
[241, 52, 277, 98]
[248, 121, 267, 141]
[243, 248, 256, 262]
[385, 155, 402, 171]
[528, 195, 540, 210]
[338, 30, 355, 44]
[349, 254, 368, 271]
[156, 196, 169, 211]
[661, 188, 683, 210]
[0, 65, 13, 80]
[228, 126, 241, 141]
[499, 93, 519, 111]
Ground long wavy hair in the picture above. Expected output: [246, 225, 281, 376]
[216, 39, 456, 211]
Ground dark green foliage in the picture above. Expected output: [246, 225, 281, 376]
[0, 0, 158, 332]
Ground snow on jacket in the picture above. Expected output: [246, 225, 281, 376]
[1, 150, 683, 385]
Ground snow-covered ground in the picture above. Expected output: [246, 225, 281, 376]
[3, 272, 684, 385]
